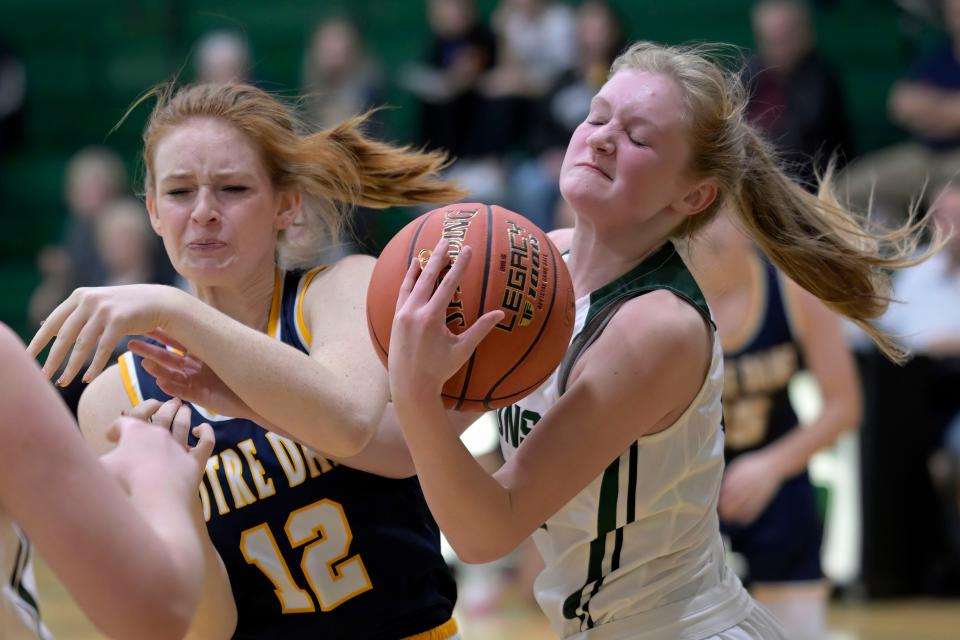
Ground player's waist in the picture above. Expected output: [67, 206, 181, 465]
[401, 617, 459, 640]
[559, 564, 750, 640]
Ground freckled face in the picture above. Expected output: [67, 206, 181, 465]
[559, 69, 693, 227]
[149, 117, 285, 286]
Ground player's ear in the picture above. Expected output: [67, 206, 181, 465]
[275, 190, 302, 231]
[146, 191, 162, 236]
[674, 179, 718, 217]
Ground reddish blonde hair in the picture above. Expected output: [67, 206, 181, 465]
[133, 82, 465, 268]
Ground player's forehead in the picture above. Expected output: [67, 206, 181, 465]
[153, 117, 267, 181]
[593, 70, 687, 130]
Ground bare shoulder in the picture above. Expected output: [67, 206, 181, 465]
[611, 290, 711, 353]
[79, 364, 133, 454]
[574, 290, 712, 392]
[322, 253, 376, 284]
[548, 228, 573, 254]
[304, 254, 375, 306]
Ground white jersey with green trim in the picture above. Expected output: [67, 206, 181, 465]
[0, 514, 52, 640]
[497, 244, 755, 639]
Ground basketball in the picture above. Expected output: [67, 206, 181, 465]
[367, 203, 576, 411]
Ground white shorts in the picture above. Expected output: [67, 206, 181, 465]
[710, 602, 787, 639]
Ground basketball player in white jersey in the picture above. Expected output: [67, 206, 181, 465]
[386, 41, 928, 639]
[0, 322, 215, 640]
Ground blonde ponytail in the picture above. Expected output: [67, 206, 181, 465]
[733, 128, 930, 362]
[611, 41, 936, 363]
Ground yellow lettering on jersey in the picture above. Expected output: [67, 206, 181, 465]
[238, 438, 277, 499]
[724, 395, 773, 449]
[302, 445, 336, 478]
[266, 432, 307, 487]
[204, 456, 231, 516]
[222, 449, 257, 509]
[199, 481, 212, 523]
[737, 345, 798, 395]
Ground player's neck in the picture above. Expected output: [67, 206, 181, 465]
[690, 250, 754, 300]
[566, 223, 669, 298]
[189, 265, 278, 333]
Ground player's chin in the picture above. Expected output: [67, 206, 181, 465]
[175, 257, 242, 286]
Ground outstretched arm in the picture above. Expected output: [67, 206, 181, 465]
[0, 325, 227, 640]
[30, 255, 388, 458]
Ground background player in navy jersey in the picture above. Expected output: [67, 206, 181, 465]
[28, 82, 466, 639]
[689, 211, 862, 640]
[0, 322, 215, 640]
[383, 41, 929, 639]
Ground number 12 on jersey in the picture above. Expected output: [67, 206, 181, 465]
[240, 498, 373, 612]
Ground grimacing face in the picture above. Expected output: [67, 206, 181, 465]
[559, 69, 697, 228]
[147, 117, 296, 287]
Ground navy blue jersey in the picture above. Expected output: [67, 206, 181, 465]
[722, 256, 803, 461]
[118, 268, 457, 640]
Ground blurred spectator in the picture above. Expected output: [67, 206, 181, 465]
[302, 17, 387, 256]
[842, 0, 960, 222]
[485, 0, 577, 99]
[401, 0, 505, 202]
[27, 148, 127, 416]
[302, 17, 385, 133]
[195, 30, 251, 84]
[0, 37, 25, 154]
[96, 199, 156, 287]
[402, 0, 497, 159]
[878, 181, 960, 354]
[29, 147, 127, 329]
[510, 0, 625, 229]
[873, 181, 960, 594]
[744, 0, 853, 188]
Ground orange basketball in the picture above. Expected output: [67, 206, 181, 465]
[367, 203, 576, 411]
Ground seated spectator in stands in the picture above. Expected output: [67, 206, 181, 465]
[891, 180, 960, 578]
[879, 181, 960, 355]
[194, 30, 251, 84]
[842, 0, 960, 222]
[29, 147, 127, 329]
[485, 0, 576, 100]
[95, 199, 157, 287]
[302, 17, 385, 133]
[401, 0, 503, 201]
[744, 0, 852, 188]
[510, 0, 626, 230]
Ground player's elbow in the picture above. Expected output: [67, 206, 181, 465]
[336, 404, 386, 458]
[448, 533, 515, 565]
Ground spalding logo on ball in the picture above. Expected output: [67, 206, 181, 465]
[367, 203, 576, 411]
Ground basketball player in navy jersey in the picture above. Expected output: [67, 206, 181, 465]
[0, 323, 215, 640]
[29, 83, 465, 639]
[689, 212, 862, 640]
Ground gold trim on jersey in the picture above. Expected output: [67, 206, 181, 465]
[295, 266, 327, 349]
[400, 618, 459, 640]
[117, 351, 143, 406]
[267, 267, 283, 340]
[720, 252, 767, 353]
